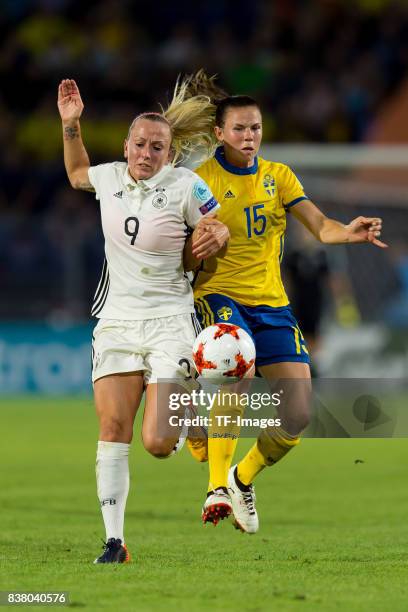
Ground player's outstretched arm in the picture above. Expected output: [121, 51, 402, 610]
[291, 199, 387, 248]
[57, 79, 94, 192]
[183, 216, 230, 271]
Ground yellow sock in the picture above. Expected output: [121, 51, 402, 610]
[237, 426, 300, 485]
[208, 435, 239, 491]
[207, 398, 244, 492]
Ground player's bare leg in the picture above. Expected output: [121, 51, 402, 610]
[141, 382, 189, 458]
[93, 372, 144, 563]
[142, 383, 209, 464]
[230, 362, 311, 533]
[259, 362, 312, 436]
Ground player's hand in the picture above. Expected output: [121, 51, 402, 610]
[345, 216, 388, 248]
[192, 216, 230, 259]
[57, 79, 84, 123]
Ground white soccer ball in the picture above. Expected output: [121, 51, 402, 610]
[192, 323, 256, 381]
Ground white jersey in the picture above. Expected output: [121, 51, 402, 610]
[88, 162, 219, 320]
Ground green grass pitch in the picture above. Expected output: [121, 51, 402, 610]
[1, 396, 408, 611]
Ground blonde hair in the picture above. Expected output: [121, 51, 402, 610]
[162, 70, 228, 164]
[127, 70, 259, 165]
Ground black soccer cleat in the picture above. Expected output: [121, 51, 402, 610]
[94, 538, 130, 564]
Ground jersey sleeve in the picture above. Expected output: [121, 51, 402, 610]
[279, 165, 309, 211]
[88, 163, 113, 200]
[183, 175, 220, 228]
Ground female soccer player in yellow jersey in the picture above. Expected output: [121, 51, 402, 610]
[167, 71, 387, 533]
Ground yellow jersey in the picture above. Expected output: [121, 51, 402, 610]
[193, 147, 309, 307]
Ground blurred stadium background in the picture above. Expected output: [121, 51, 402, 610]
[1, 0, 407, 395]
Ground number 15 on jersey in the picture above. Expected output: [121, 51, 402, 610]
[244, 204, 267, 238]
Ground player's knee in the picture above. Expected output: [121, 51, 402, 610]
[293, 406, 311, 432]
[99, 417, 133, 443]
[300, 400, 312, 429]
[142, 434, 175, 458]
[284, 407, 311, 435]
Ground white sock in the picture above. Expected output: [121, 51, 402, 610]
[96, 441, 130, 543]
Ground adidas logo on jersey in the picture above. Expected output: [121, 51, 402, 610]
[224, 190, 235, 199]
[113, 191, 123, 198]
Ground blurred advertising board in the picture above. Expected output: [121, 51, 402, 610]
[0, 324, 92, 394]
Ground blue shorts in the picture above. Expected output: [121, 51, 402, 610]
[194, 294, 310, 366]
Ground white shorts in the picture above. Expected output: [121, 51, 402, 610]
[91, 313, 201, 385]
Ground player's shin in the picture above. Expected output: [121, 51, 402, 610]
[96, 441, 130, 543]
[237, 426, 300, 485]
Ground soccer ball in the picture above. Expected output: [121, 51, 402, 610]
[192, 323, 255, 381]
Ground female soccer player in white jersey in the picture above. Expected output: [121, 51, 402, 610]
[57, 79, 229, 563]
[164, 71, 387, 534]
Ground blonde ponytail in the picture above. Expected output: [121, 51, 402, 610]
[162, 70, 228, 164]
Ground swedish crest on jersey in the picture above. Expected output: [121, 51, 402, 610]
[152, 187, 168, 209]
[217, 306, 233, 321]
[263, 174, 276, 197]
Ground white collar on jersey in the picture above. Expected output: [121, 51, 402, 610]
[124, 164, 172, 192]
